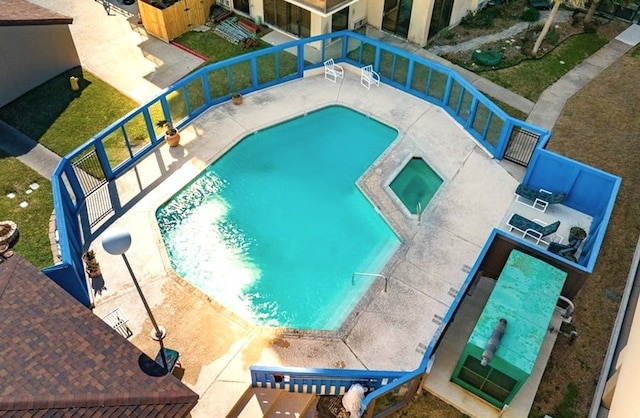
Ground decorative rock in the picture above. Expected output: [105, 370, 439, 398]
[19, 201, 28, 208]
[6, 193, 15, 199]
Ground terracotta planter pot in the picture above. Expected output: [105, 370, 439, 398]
[165, 131, 181, 147]
[232, 95, 243, 105]
[82, 253, 101, 278]
[0, 220, 18, 247]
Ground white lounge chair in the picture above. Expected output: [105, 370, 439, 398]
[507, 213, 562, 246]
[324, 58, 344, 83]
[360, 65, 380, 89]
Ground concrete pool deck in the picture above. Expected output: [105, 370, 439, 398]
[89, 68, 519, 416]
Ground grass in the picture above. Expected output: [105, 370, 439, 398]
[0, 67, 140, 158]
[482, 33, 608, 101]
[174, 30, 272, 66]
[0, 151, 54, 268]
[0, 66, 143, 264]
[551, 382, 579, 418]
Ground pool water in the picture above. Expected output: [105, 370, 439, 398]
[389, 157, 442, 215]
[156, 106, 400, 330]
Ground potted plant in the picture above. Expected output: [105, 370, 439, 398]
[231, 92, 243, 105]
[156, 119, 181, 147]
[569, 226, 587, 242]
[82, 249, 101, 278]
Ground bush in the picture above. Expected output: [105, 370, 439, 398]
[461, 7, 500, 28]
[521, 7, 540, 22]
[546, 28, 560, 45]
[584, 22, 597, 34]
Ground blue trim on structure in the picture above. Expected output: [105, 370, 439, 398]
[46, 31, 620, 413]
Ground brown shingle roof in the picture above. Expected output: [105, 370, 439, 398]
[0, 0, 73, 26]
[0, 255, 198, 416]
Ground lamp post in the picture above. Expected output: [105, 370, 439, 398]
[102, 227, 167, 342]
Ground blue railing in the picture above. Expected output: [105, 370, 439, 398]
[46, 30, 558, 415]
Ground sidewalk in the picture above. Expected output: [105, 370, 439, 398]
[527, 24, 640, 129]
[0, 0, 205, 180]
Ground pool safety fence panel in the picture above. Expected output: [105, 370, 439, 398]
[504, 125, 543, 166]
[251, 366, 405, 395]
[523, 149, 621, 272]
[46, 31, 614, 418]
[451, 249, 568, 409]
[48, 31, 543, 308]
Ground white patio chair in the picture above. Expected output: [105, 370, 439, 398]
[360, 65, 380, 89]
[324, 58, 344, 83]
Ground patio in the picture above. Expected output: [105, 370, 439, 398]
[90, 68, 520, 416]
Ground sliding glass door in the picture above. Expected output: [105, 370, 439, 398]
[264, 0, 311, 37]
[382, 0, 413, 38]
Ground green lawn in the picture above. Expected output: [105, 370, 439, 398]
[0, 67, 143, 265]
[0, 67, 139, 157]
[175, 30, 272, 65]
[482, 33, 608, 101]
[0, 151, 54, 268]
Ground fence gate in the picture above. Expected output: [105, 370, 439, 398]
[71, 149, 111, 227]
[504, 126, 541, 167]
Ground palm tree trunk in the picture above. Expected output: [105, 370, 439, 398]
[584, 0, 602, 23]
[532, 0, 562, 55]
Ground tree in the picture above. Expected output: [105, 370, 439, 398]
[585, 0, 634, 24]
[531, 0, 586, 56]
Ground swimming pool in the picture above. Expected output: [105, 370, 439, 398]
[156, 106, 400, 330]
[390, 157, 442, 215]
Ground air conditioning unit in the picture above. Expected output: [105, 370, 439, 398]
[353, 17, 367, 30]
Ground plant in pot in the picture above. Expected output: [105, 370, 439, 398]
[82, 249, 101, 278]
[156, 119, 181, 147]
[231, 92, 243, 105]
[569, 226, 587, 242]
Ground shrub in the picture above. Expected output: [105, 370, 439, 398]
[584, 22, 597, 34]
[521, 7, 540, 22]
[461, 7, 500, 28]
[546, 28, 560, 45]
[441, 28, 456, 40]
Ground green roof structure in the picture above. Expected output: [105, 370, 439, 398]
[452, 249, 567, 408]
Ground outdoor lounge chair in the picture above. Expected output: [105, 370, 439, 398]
[507, 213, 561, 245]
[549, 239, 582, 259]
[360, 65, 380, 89]
[515, 184, 565, 212]
[324, 58, 344, 83]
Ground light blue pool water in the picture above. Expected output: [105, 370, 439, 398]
[156, 106, 400, 330]
[389, 157, 443, 215]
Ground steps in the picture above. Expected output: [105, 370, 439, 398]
[226, 387, 316, 417]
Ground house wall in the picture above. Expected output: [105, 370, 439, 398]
[362, 0, 483, 46]
[605, 291, 640, 416]
[0, 25, 80, 108]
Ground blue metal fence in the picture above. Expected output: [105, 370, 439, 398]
[46, 30, 565, 415]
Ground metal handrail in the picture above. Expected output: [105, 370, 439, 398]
[353, 272, 388, 292]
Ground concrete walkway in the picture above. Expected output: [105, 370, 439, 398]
[527, 24, 640, 129]
[428, 10, 572, 55]
[0, 0, 205, 181]
[0, 121, 61, 179]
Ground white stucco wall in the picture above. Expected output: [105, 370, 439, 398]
[0, 25, 80, 108]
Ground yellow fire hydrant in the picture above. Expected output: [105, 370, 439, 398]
[70, 76, 80, 91]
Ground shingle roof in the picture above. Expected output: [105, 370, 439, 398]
[0, 255, 198, 416]
[0, 0, 73, 26]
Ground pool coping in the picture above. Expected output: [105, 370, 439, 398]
[89, 70, 521, 416]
